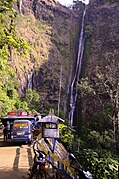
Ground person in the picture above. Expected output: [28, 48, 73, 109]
[3, 125, 8, 141]
[33, 126, 42, 140]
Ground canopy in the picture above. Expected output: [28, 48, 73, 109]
[39, 114, 64, 123]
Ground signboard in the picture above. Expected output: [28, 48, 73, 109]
[14, 123, 28, 128]
[7, 110, 29, 116]
[19, 111, 28, 116]
[8, 111, 17, 116]
[42, 128, 59, 138]
[42, 122, 59, 138]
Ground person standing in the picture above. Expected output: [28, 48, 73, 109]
[3, 125, 8, 141]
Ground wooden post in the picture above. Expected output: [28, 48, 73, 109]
[58, 63, 62, 116]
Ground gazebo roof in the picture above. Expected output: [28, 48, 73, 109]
[39, 114, 64, 123]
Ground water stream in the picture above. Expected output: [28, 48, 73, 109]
[69, 8, 86, 126]
[27, 72, 33, 89]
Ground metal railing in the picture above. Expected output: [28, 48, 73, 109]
[37, 140, 79, 179]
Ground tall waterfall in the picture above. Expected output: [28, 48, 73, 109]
[69, 8, 86, 126]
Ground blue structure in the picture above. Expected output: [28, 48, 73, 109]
[39, 109, 64, 152]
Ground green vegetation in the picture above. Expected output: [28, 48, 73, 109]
[0, 0, 13, 12]
[106, 0, 118, 2]
[0, 0, 37, 116]
[85, 24, 93, 39]
[59, 123, 74, 151]
[0, 2, 118, 178]
[72, 0, 84, 10]
[24, 89, 40, 113]
[59, 62, 119, 178]
[78, 149, 118, 179]
[73, 64, 119, 178]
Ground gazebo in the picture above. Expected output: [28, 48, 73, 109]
[39, 109, 64, 139]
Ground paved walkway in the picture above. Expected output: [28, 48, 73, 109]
[0, 142, 33, 179]
[0, 138, 54, 179]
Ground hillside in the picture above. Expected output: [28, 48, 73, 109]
[79, 0, 119, 119]
[0, 0, 119, 121]
[11, 0, 81, 113]
[86, 0, 119, 73]
[74, 0, 119, 159]
[0, 1, 119, 178]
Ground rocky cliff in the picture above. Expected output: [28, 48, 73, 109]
[11, 0, 81, 113]
[78, 0, 119, 124]
[9, 0, 119, 119]
[86, 0, 119, 74]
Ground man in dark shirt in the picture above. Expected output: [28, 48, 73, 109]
[3, 126, 8, 141]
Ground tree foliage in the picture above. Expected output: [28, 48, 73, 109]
[24, 89, 40, 113]
[72, 0, 84, 10]
[106, 0, 118, 2]
[0, 0, 13, 12]
[0, 1, 33, 116]
[77, 63, 119, 152]
[74, 63, 119, 178]
[78, 149, 118, 179]
[59, 124, 74, 151]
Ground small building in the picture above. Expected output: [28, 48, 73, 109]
[39, 110, 64, 138]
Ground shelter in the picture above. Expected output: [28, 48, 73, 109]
[39, 109, 64, 138]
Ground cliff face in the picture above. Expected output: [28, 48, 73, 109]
[79, 0, 119, 120]
[86, 0, 119, 74]
[10, 0, 119, 117]
[11, 0, 81, 112]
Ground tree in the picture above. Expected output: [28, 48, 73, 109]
[25, 89, 40, 112]
[0, 0, 13, 13]
[59, 123, 74, 151]
[0, 0, 30, 116]
[77, 63, 119, 154]
[92, 65, 119, 154]
[78, 149, 118, 179]
[72, 0, 84, 10]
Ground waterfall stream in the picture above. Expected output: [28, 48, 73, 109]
[27, 72, 33, 89]
[69, 8, 86, 126]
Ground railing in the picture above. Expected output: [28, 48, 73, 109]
[38, 140, 79, 179]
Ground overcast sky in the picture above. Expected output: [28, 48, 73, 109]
[57, 0, 89, 6]
[57, 0, 73, 6]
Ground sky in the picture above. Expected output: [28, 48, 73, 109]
[57, 0, 73, 6]
[57, 0, 89, 6]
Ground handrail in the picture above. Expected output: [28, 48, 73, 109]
[37, 141, 78, 178]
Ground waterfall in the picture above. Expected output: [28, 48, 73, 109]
[18, 0, 22, 13]
[27, 72, 33, 89]
[69, 8, 86, 126]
